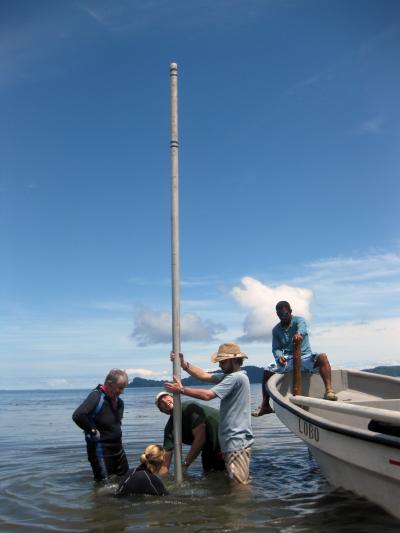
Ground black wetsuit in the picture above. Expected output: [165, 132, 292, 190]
[116, 464, 168, 497]
[72, 385, 129, 481]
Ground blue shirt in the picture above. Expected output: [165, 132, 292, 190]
[272, 315, 312, 361]
[211, 370, 254, 453]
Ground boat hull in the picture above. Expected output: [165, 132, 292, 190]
[271, 377, 400, 520]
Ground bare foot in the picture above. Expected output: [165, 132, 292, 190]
[251, 405, 274, 417]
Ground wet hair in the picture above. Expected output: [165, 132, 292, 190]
[276, 301, 292, 312]
[104, 369, 129, 387]
[140, 444, 166, 474]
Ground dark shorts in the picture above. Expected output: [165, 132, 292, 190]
[201, 447, 226, 472]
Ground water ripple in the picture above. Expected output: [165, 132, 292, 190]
[1, 388, 398, 532]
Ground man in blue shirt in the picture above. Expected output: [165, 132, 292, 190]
[252, 301, 337, 417]
[165, 342, 254, 485]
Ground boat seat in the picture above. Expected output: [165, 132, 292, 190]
[346, 398, 400, 410]
[336, 389, 382, 403]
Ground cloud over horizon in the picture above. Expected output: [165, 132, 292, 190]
[131, 306, 226, 346]
[125, 367, 169, 379]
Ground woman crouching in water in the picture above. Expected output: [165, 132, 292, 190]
[116, 444, 168, 497]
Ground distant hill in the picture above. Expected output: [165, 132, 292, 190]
[127, 364, 400, 387]
[363, 365, 400, 377]
[127, 365, 264, 387]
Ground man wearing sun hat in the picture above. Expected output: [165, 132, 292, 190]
[165, 342, 254, 484]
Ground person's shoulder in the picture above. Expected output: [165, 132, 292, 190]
[86, 387, 102, 400]
[182, 400, 198, 410]
[211, 371, 224, 383]
[272, 322, 281, 333]
[293, 315, 305, 324]
[183, 401, 205, 413]
[232, 370, 249, 383]
[151, 472, 168, 494]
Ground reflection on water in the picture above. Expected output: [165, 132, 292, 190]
[1, 387, 399, 532]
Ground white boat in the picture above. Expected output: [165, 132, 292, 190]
[267, 368, 400, 520]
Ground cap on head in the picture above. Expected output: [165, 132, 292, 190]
[211, 342, 248, 363]
[155, 391, 170, 406]
[276, 301, 292, 312]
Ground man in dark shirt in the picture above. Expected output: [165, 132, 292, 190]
[72, 369, 129, 482]
[155, 392, 225, 473]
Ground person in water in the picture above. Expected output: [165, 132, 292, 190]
[116, 444, 168, 497]
[72, 368, 129, 482]
[155, 392, 225, 473]
[165, 343, 254, 485]
[252, 301, 337, 417]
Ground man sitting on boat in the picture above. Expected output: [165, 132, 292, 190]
[252, 301, 337, 417]
[155, 392, 225, 473]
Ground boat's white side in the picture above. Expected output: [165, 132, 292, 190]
[268, 369, 400, 520]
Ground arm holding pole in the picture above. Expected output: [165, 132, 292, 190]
[171, 352, 215, 383]
[165, 376, 217, 401]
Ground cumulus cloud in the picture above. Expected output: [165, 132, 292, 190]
[131, 307, 226, 346]
[231, 276, 312, 342]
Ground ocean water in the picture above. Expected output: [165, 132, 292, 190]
[1, 387, 399, 532]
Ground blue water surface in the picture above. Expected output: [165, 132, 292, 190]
[0, 387, 398, 532]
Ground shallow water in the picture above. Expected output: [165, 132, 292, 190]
[1, 387, 399, 532]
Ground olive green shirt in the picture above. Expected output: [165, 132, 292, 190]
[163, 402, 220, 454]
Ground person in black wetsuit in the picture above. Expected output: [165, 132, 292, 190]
[116, 444, 168, 497]
[72, 368, 129, 482]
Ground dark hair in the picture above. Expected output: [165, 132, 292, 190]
[276, 301, 292, 312]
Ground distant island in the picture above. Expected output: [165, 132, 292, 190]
[127, 364, 400, 387]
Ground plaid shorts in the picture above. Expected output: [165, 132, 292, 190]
[223, 447, 251, 484]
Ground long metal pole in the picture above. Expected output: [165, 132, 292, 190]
[170, 62, 183, 485]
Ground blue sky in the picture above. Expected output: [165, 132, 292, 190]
[1, 0, 399, 389]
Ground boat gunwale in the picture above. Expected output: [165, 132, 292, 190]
[268, 371, 400, 450]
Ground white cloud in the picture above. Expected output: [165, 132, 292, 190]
[131, 306, 226, 346]
[125, 368, 168, 378]
[312, 317, 400, 369]
[305, 253, 400, 283]
[45, 378, 69, 388]
[230, 276, 312, 342]
[229, 253, 400, 367]
[294, 252, 400, 322]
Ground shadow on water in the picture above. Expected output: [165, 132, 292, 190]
[1, 388, 399, 532]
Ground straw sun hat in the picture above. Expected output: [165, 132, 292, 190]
[211, 342, 248, 363]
